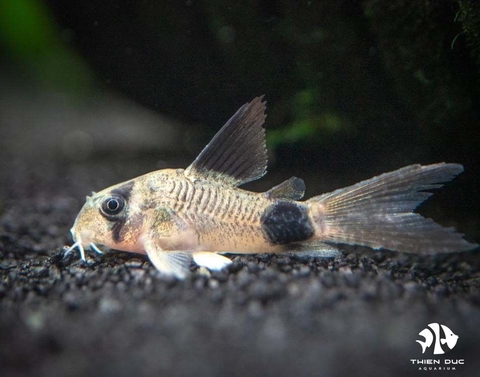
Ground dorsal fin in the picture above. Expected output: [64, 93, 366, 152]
[264, 177, 305, 200]
[185, 96, 268, 186]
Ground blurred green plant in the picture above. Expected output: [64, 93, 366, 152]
[364, 0, 480, 129]
[0, 0, 94, 94]
[267, 89, 349, 150]
[454, 0, 480, 66]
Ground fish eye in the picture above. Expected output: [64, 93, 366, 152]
[100, 195, 126, 219]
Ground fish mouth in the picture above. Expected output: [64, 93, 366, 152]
[64, 226, 105, 261]
[64, 241, 105, 261]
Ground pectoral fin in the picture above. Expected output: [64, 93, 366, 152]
[185, 96, 268, 186]
[192, 251, 232, 271]
[144, 239, 192, 278]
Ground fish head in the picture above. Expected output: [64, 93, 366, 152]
[68, 179, 148, 258]
[440, 325, 459, 350]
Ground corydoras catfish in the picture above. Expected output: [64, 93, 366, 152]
[65, 96, 478, 278]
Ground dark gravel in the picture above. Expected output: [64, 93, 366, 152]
[1, 159, 479, 377]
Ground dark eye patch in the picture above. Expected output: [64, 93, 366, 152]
[111, 181, 135, 201]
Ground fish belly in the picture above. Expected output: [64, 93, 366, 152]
[198, 221, 277, 253]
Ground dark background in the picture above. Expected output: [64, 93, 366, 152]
[1, 0, 479, 235]
[0, 1, 479, 376]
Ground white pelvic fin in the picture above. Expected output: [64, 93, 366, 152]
[193, 252, 232, 271]
[144, 241, 192, 279]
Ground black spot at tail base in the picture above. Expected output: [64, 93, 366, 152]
[261, 201, 314, 245]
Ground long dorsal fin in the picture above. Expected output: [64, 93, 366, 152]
[185, 96, 268, 186]
[264, 176, 306, 200]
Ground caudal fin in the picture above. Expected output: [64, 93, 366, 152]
[307, 163, 477, 253]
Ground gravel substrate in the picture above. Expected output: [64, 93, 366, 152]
[1, 159, 479, 377]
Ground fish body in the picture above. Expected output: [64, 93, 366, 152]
[66, 96, 477, 278]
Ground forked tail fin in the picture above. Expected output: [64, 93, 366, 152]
[307, 163, 477, 253]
